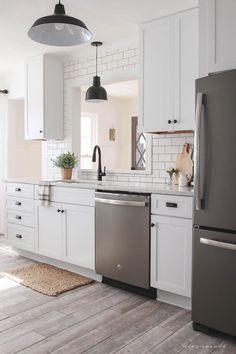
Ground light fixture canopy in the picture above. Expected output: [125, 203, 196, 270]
[85, 42, 108, 102]
[28, 0, 92, 46]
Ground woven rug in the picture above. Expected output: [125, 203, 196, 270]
[3, 263, 93, 296]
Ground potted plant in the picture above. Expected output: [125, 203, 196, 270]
[52, 152, 78, 180]
[166, 167, 177, 185]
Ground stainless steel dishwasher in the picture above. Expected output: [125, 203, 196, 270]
[95, 191, 155, 296]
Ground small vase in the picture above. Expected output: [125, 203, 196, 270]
[61, 168, 72, 180]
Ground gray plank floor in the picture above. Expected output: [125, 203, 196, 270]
[0, 237, 235, 354]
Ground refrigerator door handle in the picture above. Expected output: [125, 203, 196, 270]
[194, 92, 204, 210]
[200, 237, 236, 251]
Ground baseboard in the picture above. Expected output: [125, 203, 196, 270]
[13, 248, 102, 283]
[157, 289, 191, 310]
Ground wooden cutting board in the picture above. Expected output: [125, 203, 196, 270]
[175, 143, 193, 182]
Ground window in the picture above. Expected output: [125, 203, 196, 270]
[80, 114, 97, 169]
[131, 116, 146, 170]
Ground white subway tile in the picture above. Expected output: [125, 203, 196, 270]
[159, 138, 172, 146]
[158, 154, 172, 162]
[171, 137, 186, 145]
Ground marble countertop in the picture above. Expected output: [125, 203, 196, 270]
[4, 178, 194, 197]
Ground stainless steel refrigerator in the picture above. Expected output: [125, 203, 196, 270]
[192, 69, 236, 337]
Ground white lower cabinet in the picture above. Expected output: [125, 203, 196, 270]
[151, 214, 192, 297]
[36, 201, 95, 269]
[64, 204, 95, 270]
[36, 202, 64, 259]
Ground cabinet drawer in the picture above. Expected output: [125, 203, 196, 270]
[5, 197, 34, 213]
[6, 210, 35, 228]
[7, 224, 34, 252]
[151, 194, 193, 218]
[5, 183, 34, 199]
[36, 186, 95, 207]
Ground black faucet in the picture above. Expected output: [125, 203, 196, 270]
[92, 145, 106, 181]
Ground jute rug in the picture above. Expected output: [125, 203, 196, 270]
[3, 263, 93, 296]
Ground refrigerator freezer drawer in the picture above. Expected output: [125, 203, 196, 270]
[192, 228, 236, 336]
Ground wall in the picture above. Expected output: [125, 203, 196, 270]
[81, 90, 137, 171]
[0, 85, 8, 234]
[42, 42, 194, 184]
[7, 100, 42, 179]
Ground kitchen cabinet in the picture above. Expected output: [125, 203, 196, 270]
[36, 200, 95, 269]
[64, 204, 95, 270]
[5, 183, 35, 252]
[139, 8, 198, 132]
[151, 214, 192, 297]
[36, 202, 64, 259]
[199, 0, 236, 76]
[25, 54, 63, 140]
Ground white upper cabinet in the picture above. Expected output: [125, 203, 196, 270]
[139, 8, 198, 132]
[25, 54, 63, 140]
[199, 0, 236, 76]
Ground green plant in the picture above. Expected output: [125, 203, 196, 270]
[52, 152, 78, 169]
[166, 167, 177, 179]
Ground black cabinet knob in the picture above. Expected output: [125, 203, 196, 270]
[151, 223, 155, 227]
[15, 215, 22, 220]
[57, 209, 61, 213]
[173, 119, 178, 124]
[168, 120, 172, 124]
[15, 188, 21, 192]
[61, 210, 65, 213]
[16, 234, 22, 239]
[15, 201, 21, 206]
[39, 130, 43, 133]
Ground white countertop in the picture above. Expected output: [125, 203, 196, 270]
[4, 178, 194, 196]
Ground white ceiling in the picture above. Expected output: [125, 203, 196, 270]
[81, 79, 138, 99]
[0, 0, 198, 73]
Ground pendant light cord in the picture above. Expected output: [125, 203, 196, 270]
[96, 44, 98, 76]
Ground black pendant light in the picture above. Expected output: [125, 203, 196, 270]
[86, 42, 108, 102]
[28, 0, 92, 46]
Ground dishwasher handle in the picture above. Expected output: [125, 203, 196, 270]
[95, 197, 147, 207]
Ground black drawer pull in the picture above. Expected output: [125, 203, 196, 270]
[15, 201, 21, 206]
[15, 215, 22, 220]
[16, 234, 22, 239]
[166, 202, 178, 208]
[15, 188, 21, 192]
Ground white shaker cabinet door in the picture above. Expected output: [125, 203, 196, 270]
[64, 204, 95, 270]
[151, 215, 192, 297]
[25, 55, 44, 140]
[36, 202, 64, 259]
[139, 16, 175, 132]
[199, 0, 236, 75]
[173, 8, 198, 131]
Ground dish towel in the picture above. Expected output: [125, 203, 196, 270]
[38, 182, 50, 207]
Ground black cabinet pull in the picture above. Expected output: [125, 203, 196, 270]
[166, 202, 178, 208]
[39, 130, 43, 133]
[15, 215, 22, 220]
[61, 210, 65, 213]
[57, 209, 61, 213]
[15, 201, 21, 206]
[173, 119, 178, 124]
[151, 223, 155, 227]
[168, 120, 172, 124]
[16, 234, 22, 239]
[15, 188, 21, 192]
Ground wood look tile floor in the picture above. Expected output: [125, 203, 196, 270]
[0, 238, 235, 354]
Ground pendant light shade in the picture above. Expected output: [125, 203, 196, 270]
[28, 1, 92, 46]
[86, 42, 108, 102]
